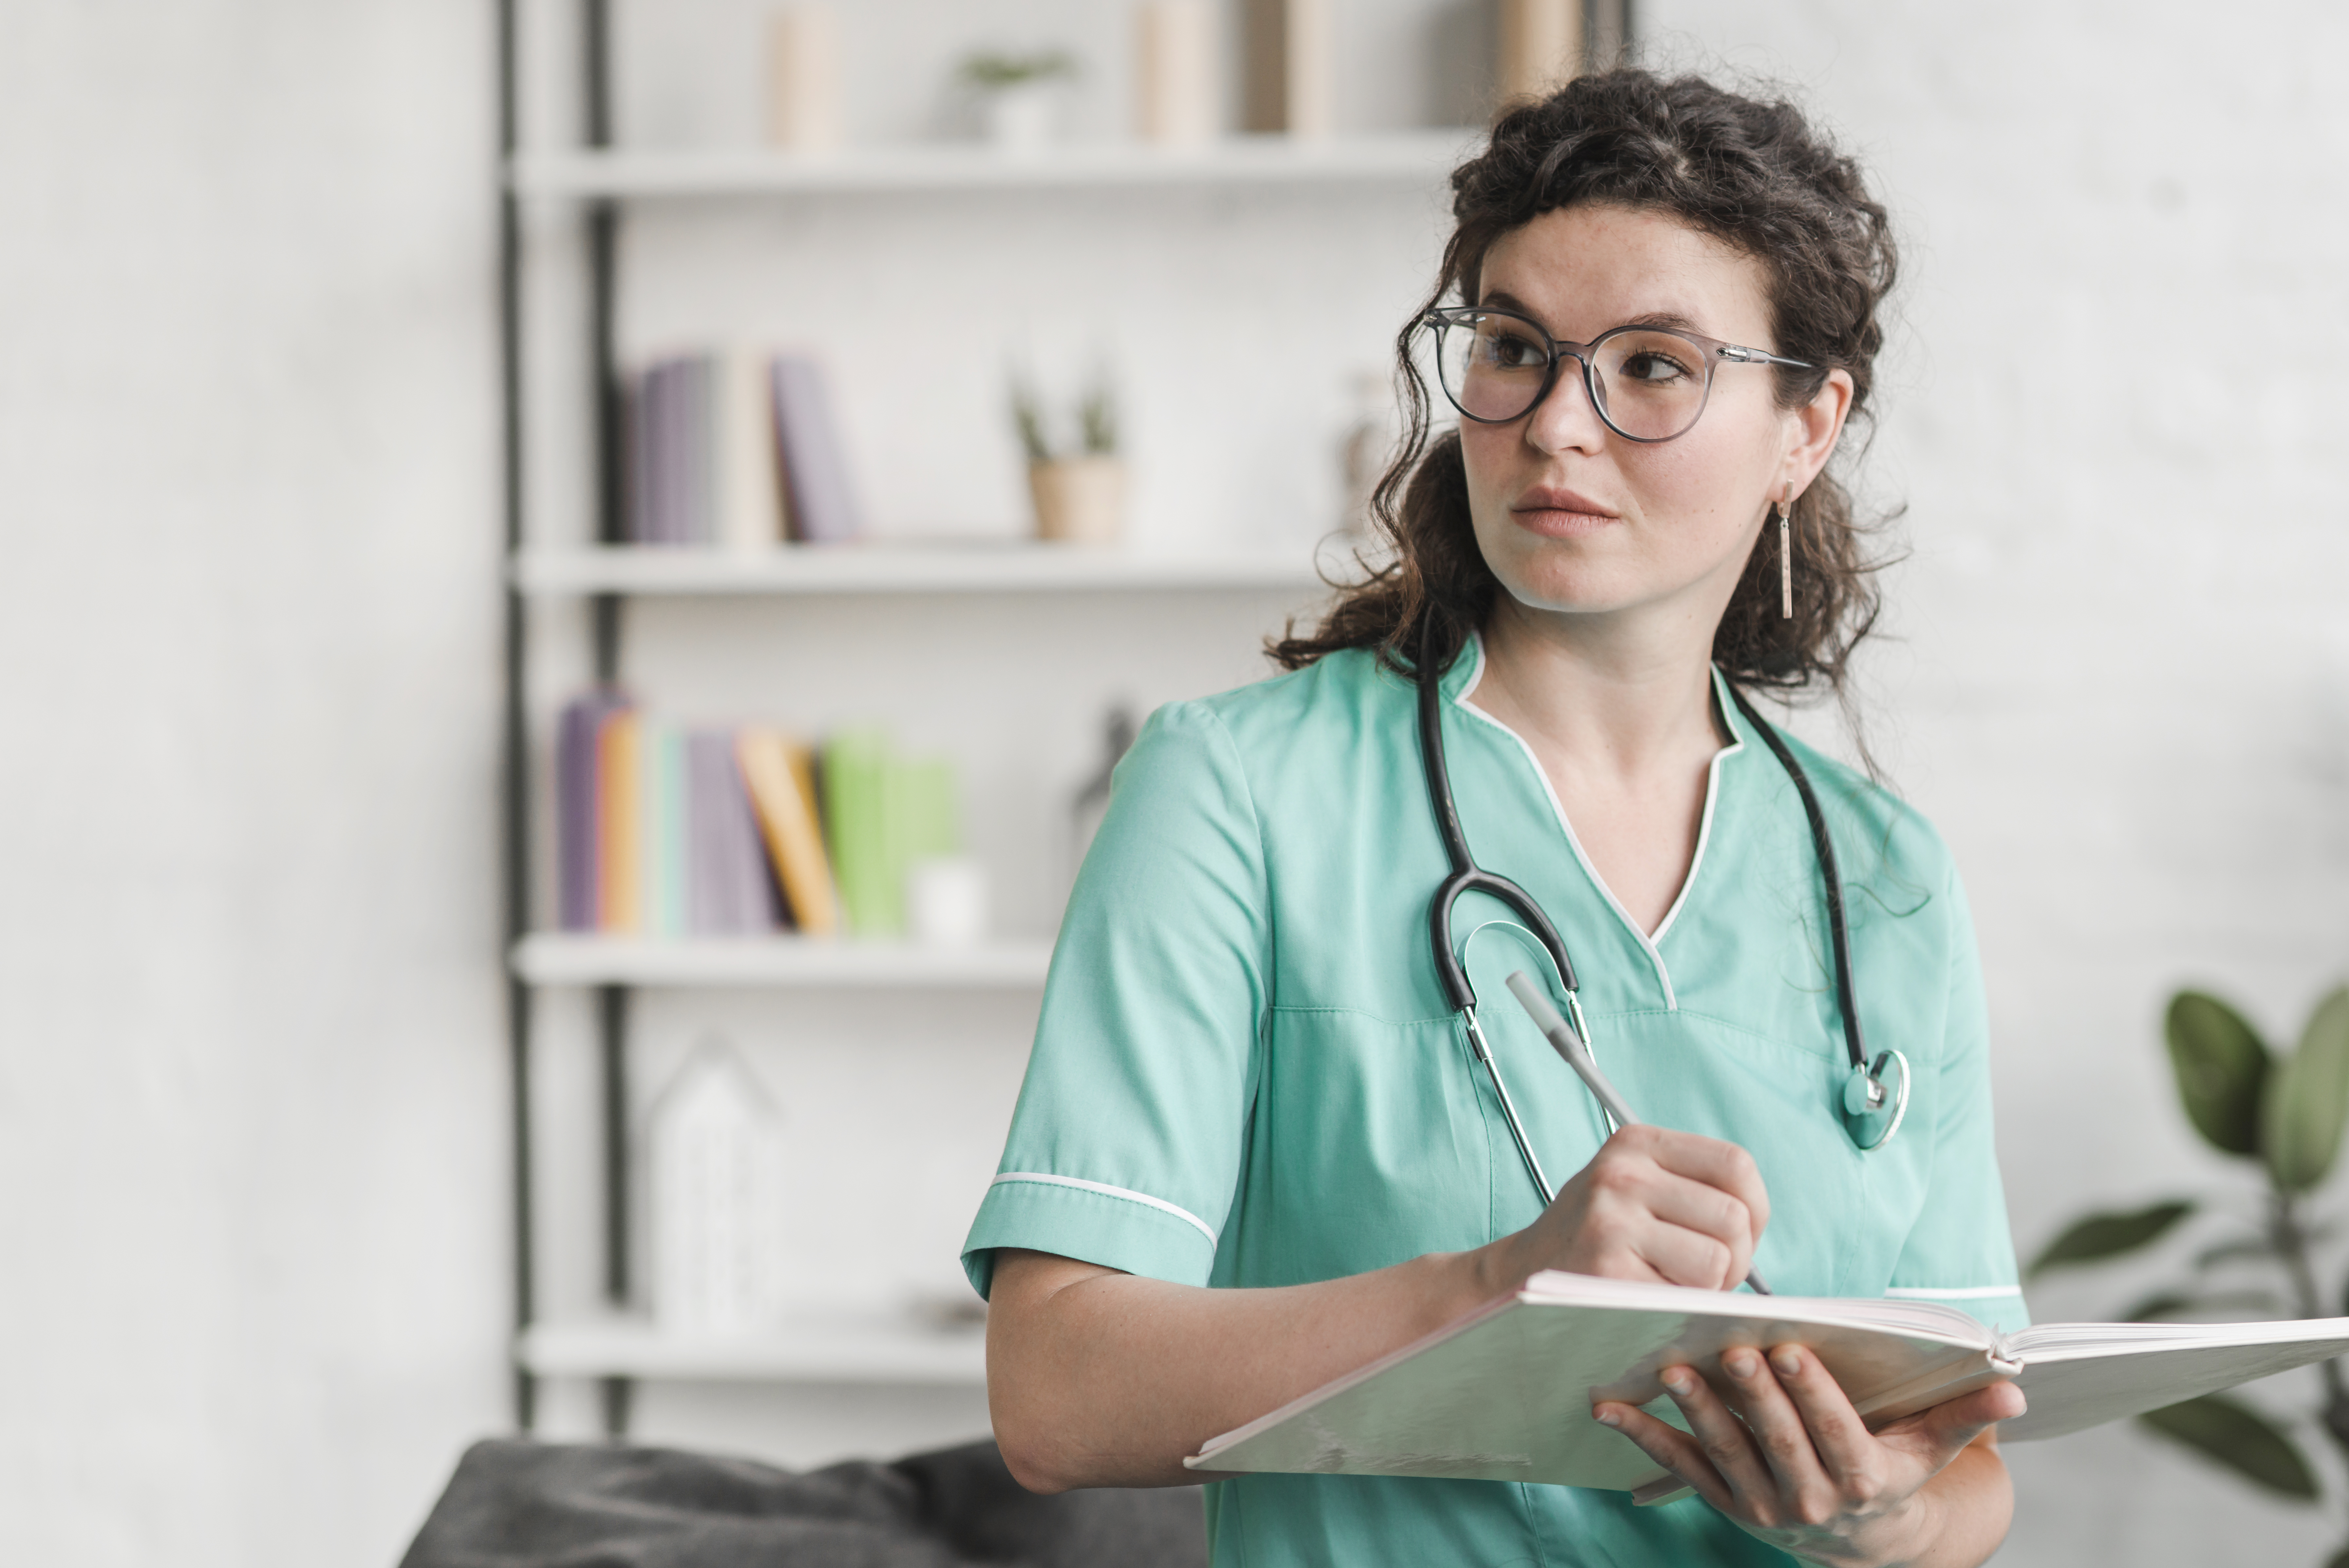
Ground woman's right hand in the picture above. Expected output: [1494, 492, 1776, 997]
[1492, 1124, 1771, 1292]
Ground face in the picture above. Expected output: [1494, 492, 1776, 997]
[1456, 203, 1851, 635]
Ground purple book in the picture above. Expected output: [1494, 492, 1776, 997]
[556, 690, 627, 931]
[686, 729, 780, 934]
[770, 355, 863, 544]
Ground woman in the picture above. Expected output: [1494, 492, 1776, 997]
[962, 70, 2027, 1568]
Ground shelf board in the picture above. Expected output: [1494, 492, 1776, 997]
[512, 933, 1054, 989]
[519, 1315, 987, 1385]
[509, 130, 1474, 200]
[509, 543, 1332, 597]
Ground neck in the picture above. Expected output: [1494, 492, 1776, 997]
[1469, 596, 1726, 781]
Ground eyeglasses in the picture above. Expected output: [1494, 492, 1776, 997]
[1422, 306, 1813, 443]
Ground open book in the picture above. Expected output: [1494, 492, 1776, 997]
[1184, 1271, 2349, 1494]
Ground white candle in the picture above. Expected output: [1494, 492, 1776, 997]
[1137, 0, 1216, 147]
[765, 5, 840, 152]
[1496, 0, 1581, 107]
[1243, 0, 1332, 139]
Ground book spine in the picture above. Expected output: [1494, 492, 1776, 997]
[737, 727, 841, 938]
[598, 708, 644, 932]
[645, 722, 687, 936]
[556, 696, 599, 930]
[717, 348, 784, 550]
[770, 355, 861, 544]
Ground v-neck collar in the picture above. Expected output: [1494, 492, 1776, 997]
[1444, 632, 1748, 1011]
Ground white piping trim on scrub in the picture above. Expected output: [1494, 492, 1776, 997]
[1648, 666, 1748, 946]
[1451, 634, 1738, 1012]
[1883, 1285, 2026, 1301]
[989, 1172, 1220, 1247]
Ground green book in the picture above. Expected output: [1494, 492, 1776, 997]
[819, 731, 962, 938]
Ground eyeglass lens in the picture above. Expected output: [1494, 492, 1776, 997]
[1435, 312, 1716, 440]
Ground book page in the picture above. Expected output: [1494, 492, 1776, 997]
[1190, 1275, 1998, 1491]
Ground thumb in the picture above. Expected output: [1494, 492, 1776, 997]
[1895, 1379, 2026, 1460]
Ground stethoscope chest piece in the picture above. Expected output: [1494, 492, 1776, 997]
[1840, 1048, 1911, 1152]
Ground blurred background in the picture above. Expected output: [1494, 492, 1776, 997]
[3, 0, 2347, 1562]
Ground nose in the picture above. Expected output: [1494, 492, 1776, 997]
[1523, 353, 1609, 455]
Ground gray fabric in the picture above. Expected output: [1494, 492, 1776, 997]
[399, 1438, 1208, 1568]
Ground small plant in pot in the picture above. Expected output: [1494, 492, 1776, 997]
[1013, 371, 1121, 546]
[959, 49, 1078, 152]
[2030, 985, 2349, 1563]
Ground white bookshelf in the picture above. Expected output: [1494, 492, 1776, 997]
[508, 130, 1474, 201]
[511, 543, 1334, 598]
[513, 933, 1055, 989]
[519, 1314, 988, 1386]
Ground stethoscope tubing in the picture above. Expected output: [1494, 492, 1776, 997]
[1413, 617, 1900, 1180]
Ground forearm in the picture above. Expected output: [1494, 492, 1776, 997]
[985, 1245, 1514, 1492]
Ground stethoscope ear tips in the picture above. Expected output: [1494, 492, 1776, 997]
[1840, 1049, 1912, 1151]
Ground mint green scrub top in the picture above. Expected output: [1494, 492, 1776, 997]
[962, 639, 2027, 1568]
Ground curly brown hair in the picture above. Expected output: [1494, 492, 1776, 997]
[1271, 68, 1899, 699]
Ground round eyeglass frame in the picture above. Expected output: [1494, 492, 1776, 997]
[1421, 306, 1816, 444]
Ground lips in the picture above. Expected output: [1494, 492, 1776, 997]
[1511, 486, 1620, 538]
[1513, 485, 1618, 519]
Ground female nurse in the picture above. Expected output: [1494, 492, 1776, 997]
[963, 69, 2029, 1568]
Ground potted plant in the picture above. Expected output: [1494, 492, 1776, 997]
[959, 49, 1078, 152]
[1013, 371, 1122, 545]
[2030, 984, 2349, 1560]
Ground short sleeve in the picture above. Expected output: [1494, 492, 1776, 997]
[960, 699, 1268, 1299]
[1884, 868, 2030, 1333]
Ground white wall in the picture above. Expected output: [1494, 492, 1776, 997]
[3, 0, 2347, 1564]
[0, 2, 505, 1566]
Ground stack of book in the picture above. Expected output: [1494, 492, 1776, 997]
[625, 350, 863, 547]
[555, 694, 958, 940]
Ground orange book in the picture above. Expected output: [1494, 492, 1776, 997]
[598, 710, 644, 932]
[736, 727, 839, 938]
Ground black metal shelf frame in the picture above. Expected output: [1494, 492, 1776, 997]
[499, 0, 638, 1439]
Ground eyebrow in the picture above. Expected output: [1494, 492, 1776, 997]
[1476, 291, 1712, 341]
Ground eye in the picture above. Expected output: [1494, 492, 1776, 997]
[1618, 349, 1696, 384]
[1479, 328, 1548, 371]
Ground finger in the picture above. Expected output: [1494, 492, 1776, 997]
[1881, 1381, 2027, 1466]
[1657, 1362, 1780, 1509]
[1717, 1346, 1832, 1499]
[1619, 1126, 1772, 1241]
[1627, 1218, 1745, 1291]
[1764, 1344, 1877, 1482]
[1584, 1156, 1758, 1288]
[1593, 1399, 1735, 1514]
[1630, 1166, 1763, 1269]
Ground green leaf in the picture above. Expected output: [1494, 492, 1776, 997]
[2195, 1234, 2281, 1272]
[2166, 992, 2271, 1157]
[2264, 987, 2349, 1192]
[2025, 1200, 2195, 1278]
[2137, 1394, 2320, 1500]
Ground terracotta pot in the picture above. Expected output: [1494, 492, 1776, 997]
[1028, 457, 1125, 544]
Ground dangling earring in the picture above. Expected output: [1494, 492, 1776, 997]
[1775, 501, 1793, 619]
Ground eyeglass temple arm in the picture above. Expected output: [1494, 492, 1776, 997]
[1714, 344, 1814, 369]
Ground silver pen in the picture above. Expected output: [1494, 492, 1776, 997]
[1504, 971, 1774, 1296]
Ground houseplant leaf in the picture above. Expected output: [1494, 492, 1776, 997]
[2165, 992, 2269, 1157]
[2262, 986, 2349, 1192]
[2025, 1200, 2194, 1278]
[2137, 1394, 2319, 1499]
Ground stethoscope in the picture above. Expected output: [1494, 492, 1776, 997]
[1416, 619, 1910, 1208]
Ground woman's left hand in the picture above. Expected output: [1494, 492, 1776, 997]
[1593, 1346, 2026, 1567]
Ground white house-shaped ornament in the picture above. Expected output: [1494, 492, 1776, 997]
[646, 1037, 787, 1337]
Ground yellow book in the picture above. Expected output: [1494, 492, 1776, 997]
[598, 710, 644, 933]
[736, 727, 839, 937]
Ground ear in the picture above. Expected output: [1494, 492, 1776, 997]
[1779, 368, 1854, 504]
